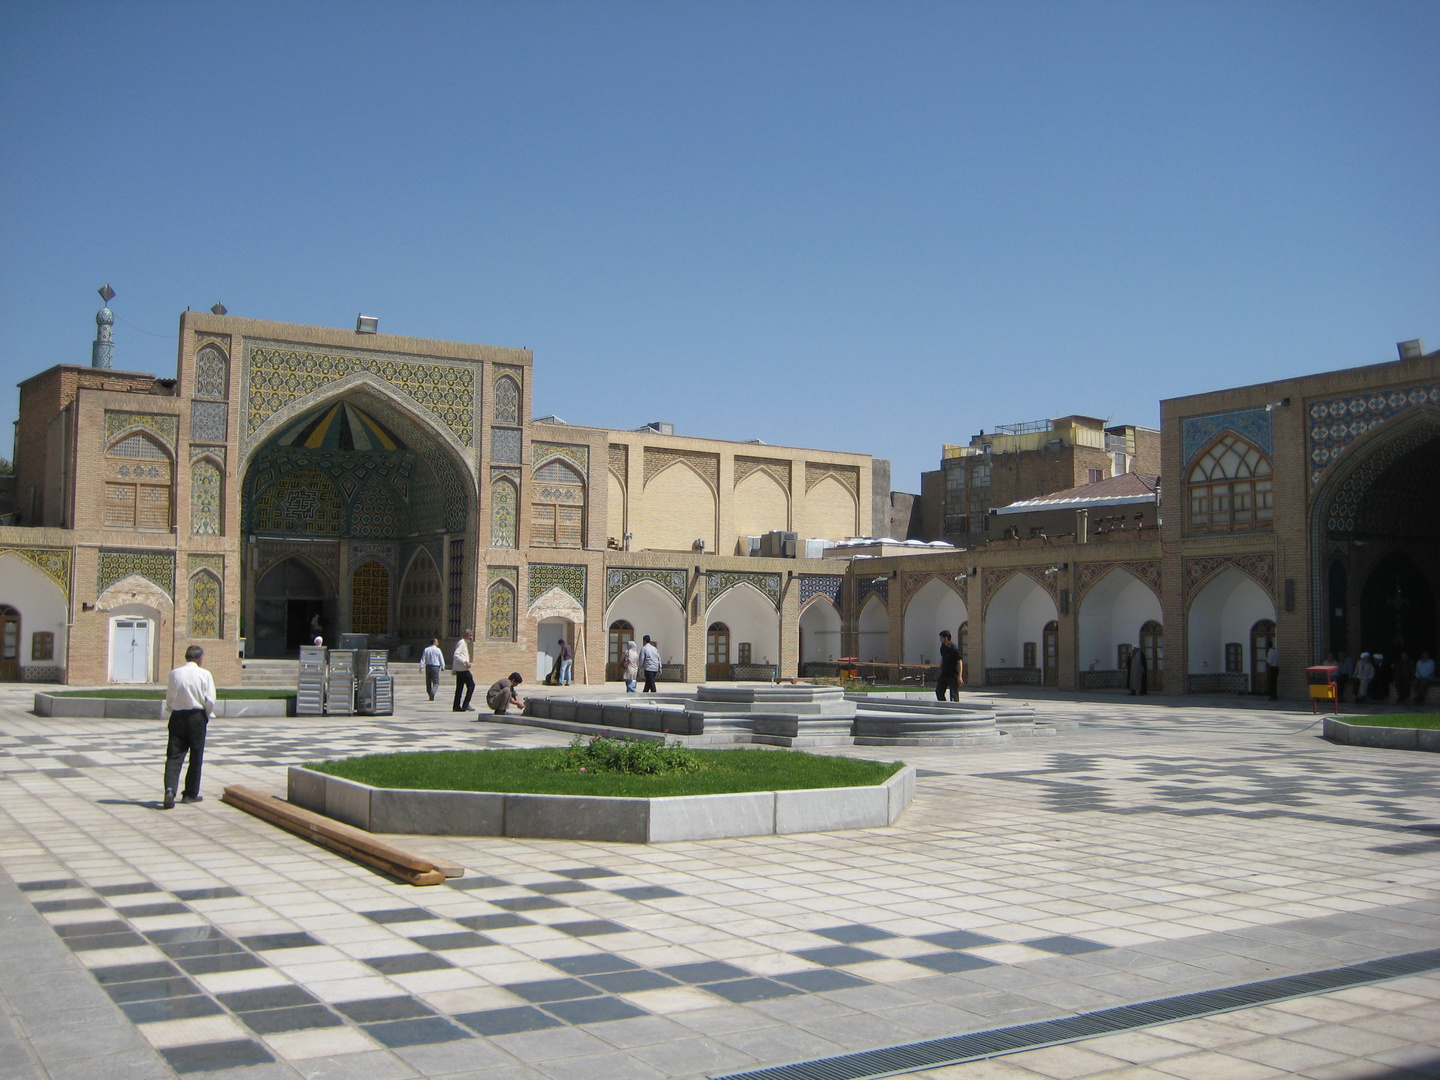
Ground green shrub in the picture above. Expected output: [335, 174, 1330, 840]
[550, 734, 700, 775]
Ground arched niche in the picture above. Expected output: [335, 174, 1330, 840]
[1077, 568, 1162, 674]
[605, 580, 686, 674]
[705, 584, 779, 677]
[903, 578, 968, 665]
[984, 574, 1058, 671]
[857, 594, 889, 663]
[1187, 566, 1275, 679]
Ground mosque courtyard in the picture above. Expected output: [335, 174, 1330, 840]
[1, 686, 1437, 1080]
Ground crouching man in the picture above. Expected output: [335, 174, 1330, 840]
[485, 672, 525, 717]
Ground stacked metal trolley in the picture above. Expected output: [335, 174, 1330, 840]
[294, 635, 393, 716]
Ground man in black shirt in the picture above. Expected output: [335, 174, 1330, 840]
[936, 630, 962, 702]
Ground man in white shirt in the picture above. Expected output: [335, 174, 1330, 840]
[452, 629, 476, 712]
[640, 635, 662, 693]
[1266, 644, 1280, 701]
[162, 646, 218, 809]
[419, 637, 445, 701]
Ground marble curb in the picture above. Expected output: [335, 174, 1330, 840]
[286, 764, 916, 843]
[1323, 717, 1440, 753]
[33, 693, 291, 719]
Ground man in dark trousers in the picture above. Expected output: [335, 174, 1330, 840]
[936, 630, 962, 701]
[452, 629, 476, 712]
[162, 645, 217, 809]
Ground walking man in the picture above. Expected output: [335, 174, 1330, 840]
[936, 630, 961, 702]
[419, 637, 444, 701]
[452, 629, 476, 712]
[640, 635, 661, 693]
[486, 672, 525, 715]
[162, 645, 217, 809]
[1266, 642, 1280, 701]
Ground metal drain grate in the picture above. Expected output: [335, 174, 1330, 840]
[709, 947, 1440, 1080]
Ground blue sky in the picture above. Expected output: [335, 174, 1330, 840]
[1, 1, 1436, 492]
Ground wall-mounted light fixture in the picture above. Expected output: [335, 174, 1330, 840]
[356, 314, 379, 334]
[1263, 397, 1291, 412]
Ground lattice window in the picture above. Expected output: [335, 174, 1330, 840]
[138, 486, 171, 530]
[351, 561, 390, 636]
[191, 459, 222, 536]
[105, 483, 138, 527]
[1188, 434, 1273, 533]
[531, 460, 584, 548]
[189, 571, 221, 639]
[494, 376, 520, 424]
[447, 537, 465, 637]
[490, 479, 517, 548]
[487, 580, 515, 640]
[109, 432, 170, 460]
[194, 345, 229, 400]
[31, 632, 54, 661]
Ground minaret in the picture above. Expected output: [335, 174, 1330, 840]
[91, 283, 115, 369]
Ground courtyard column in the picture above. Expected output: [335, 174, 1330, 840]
[779, 572, 799, 680]
[1159, 541, 1185, 696]
[686, 569, 705, 682]
[337, 541, 351, 637]
[970, 569, 986, 687]
[1057, 564, 1077, 691]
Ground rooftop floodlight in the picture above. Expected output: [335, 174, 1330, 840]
[210, 302, 227, 316]
[356, 314, 379, 334]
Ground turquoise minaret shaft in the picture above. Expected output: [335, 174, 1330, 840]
[91, 283, 115, 369]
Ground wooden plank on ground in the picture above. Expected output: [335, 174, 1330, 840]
[221, 785, 458, 886]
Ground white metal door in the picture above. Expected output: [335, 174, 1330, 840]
[112, 619, 150, 682]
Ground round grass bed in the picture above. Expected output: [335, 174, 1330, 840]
[312, 746, 903, 798]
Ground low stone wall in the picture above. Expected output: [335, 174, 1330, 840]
[1186, 673, 1249, 695]
[34, 694, 292, 719]
[985, 667, 1041, 686]
[1323, 718, 1440, 753]
[287, 764, 916, 843]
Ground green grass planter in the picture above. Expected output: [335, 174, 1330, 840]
[290, 745, 915, 843]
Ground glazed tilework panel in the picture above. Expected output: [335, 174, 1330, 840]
[193, 345, 229, 400]
[487, 580, 517, 640]
[493, 376, 520, 424]
[104, 412, 178, 451]
[1183, 553, 1274, 602]
[856, 575, 888, 608]
[351, 562, 391, 636]
[398, 550, 443, 639]
[529, 564, 586, 608]
[491, 427, 522, 464]
[1180, 407, 1272, 466]
[249, 466, 347, 535]
[490, 480, 518, 548]
[533, 442, 589, 473]
[191, 401, 229, 442]
[981, 568, 1017, 612]
[187, 553, 223, 577]
[98, 551, 175, 598]
[188, 572, 221, 638]
[190, 459, 222, 536]
[243, 341, 477, 449]
[1321, 422, 1439, 532]
[1075, 561, 1162, 601]
[605, 568, 687, 608]
[254, 540, 339, 589]
[1, 549, 72, 599]
[350, 543, 397, 572]
[706, 571, 782, 610]
[798, 574, 842, 607]
[1307, 381, 1440, 486]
